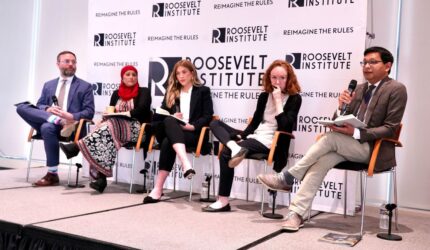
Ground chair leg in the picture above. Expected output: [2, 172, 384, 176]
[67, 158, 73, 185]
[129, 150, 136, 193]
[188, 155, 195, 202]
[26, 140, 34, 182]
[260, 161, 268, 215]
[393, 169, 399, 230]
[246, 159, 250, 202]
[115, 152, 119, 184]
[360, 172, 368, 237]
[173, 159, 178, 192]
[210, 136, 216, 197]
[343, 170, 347, 218]
[360, 170, 364, 211]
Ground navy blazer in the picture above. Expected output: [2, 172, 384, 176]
[160, 85, 214, 133]
[36, 76, 95, 120]
[242, 92, 302, 172]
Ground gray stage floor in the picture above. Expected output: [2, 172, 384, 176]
[1, 158, 429, 249]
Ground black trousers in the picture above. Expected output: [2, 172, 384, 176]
[210, 120, 269, 197]
[156, 117, 199, 172]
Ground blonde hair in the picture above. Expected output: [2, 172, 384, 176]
[262, 60, 301, 95]
[165, 60, 201, 108]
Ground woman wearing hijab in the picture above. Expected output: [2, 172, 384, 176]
[60, 65, 152, 193]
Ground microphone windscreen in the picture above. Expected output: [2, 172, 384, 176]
[52, 95, 58, 105]
[348, 80, 358, 92]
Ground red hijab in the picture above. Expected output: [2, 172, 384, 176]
[118, 65, 139, 101]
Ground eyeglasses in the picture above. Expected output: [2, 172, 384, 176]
[270, 75, 287, 82]
[360, 60, 383, 66]
[59, 60, 77, 65]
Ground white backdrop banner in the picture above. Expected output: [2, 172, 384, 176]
[87, 0, 367, 215]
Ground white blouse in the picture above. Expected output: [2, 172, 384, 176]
[247, 93, 289, 148]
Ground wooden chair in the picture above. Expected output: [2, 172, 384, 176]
[218, 117, 295, 215]
[114, 122, 151, 193]
[146, 116, 218, 201]
[26, 119, 92, 184]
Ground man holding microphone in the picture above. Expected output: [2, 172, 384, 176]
[16, 51, 94, 186]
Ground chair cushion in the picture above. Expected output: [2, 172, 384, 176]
[334, 161, 368, 171]
[32, 134, 72, 142]
[186, 142, 212, 155]
[122, 142, 135, 150]
[31, 134, 43, 140]
[247, 153, 268, 161]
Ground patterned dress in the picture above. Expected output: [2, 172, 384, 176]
[77, 99, 140, 177]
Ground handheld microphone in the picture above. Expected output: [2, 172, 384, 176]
[340, 80, 357, 115]
[175, 98, 181, 113]
[52, 96, 59, 106]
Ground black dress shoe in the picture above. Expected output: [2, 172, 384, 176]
[89, 175, 107, 193]
[59, 142, 80, 159]
[143, 196, 161, 204]
[183, 169, 196, 179]
[202, 203, 231, 212]
[228, 148, 249, 168]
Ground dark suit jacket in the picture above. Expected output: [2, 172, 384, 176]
[110, 87, 152, 124]
[242, 92, 302, 172]
[159, 85, 214, 133]
[339, 77, 407, 172]
[36, 76, 95, 120]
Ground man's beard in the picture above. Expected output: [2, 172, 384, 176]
[62, 68, 76, 77]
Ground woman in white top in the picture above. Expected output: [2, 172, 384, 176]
[144, 60, 214, 204]
[203, 60, 302, 212]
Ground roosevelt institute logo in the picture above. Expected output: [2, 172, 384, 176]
[288, 0, 355, 8]
[94, 32, 137, 47]
[148, 57, 182, 96]
[92, 83, 103, 95]
[92, 82, 120, 96]
[152, 1, 201, 17]
[212, 25, 268, 43]
[286, 52, 352, 70]
[285, 53, 302, 69]
[212, 28, 226, 43]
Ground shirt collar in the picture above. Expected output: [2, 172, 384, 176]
[59, 76, 74, 83]
[368, 79, 381, 88]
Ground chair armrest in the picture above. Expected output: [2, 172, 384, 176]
[73, 119, 94, 142]
[194, 116, 218, 157]
[27, 128, 36, 142]
[267, 131, 295, 165]
[217, 143, 224, 159]
[135, 123, 150, 152]
[315, 133, 324, 141]
[367, 137, 402, 176]
[194, 126, 209, 158]
[147, 134, 156, 153]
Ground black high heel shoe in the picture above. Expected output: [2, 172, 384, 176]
[59, 142, 80, 159]
[89, 174, 107, 193]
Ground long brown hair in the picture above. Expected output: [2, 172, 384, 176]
[165, 60, 201, 108]
[262, 60, 301, 95]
